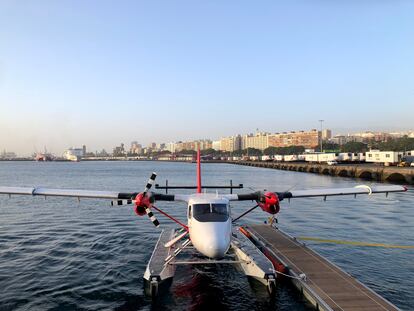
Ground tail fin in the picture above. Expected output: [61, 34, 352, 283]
[197, 148, 202, 193]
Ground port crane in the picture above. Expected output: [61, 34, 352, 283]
[0, 151, 407, 297]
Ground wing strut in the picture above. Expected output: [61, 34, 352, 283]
[232, 204, 259, 223]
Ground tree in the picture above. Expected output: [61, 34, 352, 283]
[179, 149, 197, 155]
[263, 146, 306, 155]
[245, 148, 262, 156]
[341, 142, 368, 153]
[370, 137, 414, 152]
[263, 147, 279, 155]
[200, 148, 216, 156]
[231, 149, 244, 157]
[320, 142, 340, 152]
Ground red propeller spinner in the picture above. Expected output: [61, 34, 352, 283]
[258, 192, 280, 215]
[133, 192, 152, 216]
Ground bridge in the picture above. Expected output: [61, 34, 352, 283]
[229, 161, 414, 184]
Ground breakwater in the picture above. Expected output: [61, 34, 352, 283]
[228, 161, 414, 184]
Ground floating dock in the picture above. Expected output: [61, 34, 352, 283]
[243, 224, 400, 311]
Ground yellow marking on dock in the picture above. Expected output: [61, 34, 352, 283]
[297, 236, 414, 249]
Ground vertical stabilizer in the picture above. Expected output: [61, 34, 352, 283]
[197, 148, 202, 193]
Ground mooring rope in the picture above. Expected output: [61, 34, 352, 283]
[273, 269, 307, 281]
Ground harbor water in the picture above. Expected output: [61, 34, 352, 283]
[0, 161, 413, 310]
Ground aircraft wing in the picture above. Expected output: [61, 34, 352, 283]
[0, 186, 120, 199]
[0, 186, 190, 203]
[226, 185, 407, 201]
[286, 185, 407, 199]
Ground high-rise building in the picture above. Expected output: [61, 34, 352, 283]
[195, 139, 212, 150]
[220, 135, 242, 152]
[322, 129, 332, 140]
[242, 132, 270, 150]
[168, 140, 212, 152]
[130, 141, 142, 154]
[267, 129, 320, 149]
[212, 140, 221, 151]
[156, 143, 166, 151]
[113, 143, 126, 156]
[166, 142, 176, 153]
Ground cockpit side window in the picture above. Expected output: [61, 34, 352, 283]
[192, 203, 229, 222]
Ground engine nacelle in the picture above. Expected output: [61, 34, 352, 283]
[258, 192, 280, 214]
[133, 193, 152, 216]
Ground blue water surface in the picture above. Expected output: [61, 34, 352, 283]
[0, 161, 413, 310]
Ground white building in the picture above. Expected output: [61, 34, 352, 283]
[366, 150, 403, 165]
[304, 153, 319, 162]
[242, 132, 270, 150]
[212, 140, 221, 151]
[304, 153, 338, 163]
[220, 135, 242, 152]
[166, 142, 176, 153]
[318, 153, 339, 162]
[284, 155, 299, 162]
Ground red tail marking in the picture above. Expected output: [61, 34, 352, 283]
[197, 148, 202, 193]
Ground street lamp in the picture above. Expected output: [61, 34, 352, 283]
[319, 120, 324, 152]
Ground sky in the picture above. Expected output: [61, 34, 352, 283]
[0, 1, 413, 155]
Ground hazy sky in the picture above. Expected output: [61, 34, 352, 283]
[1, 1, 413, 155]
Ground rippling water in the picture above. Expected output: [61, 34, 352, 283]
[0, 161, 413, 310]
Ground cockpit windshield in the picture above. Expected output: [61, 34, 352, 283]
[192, 203, 229, 222]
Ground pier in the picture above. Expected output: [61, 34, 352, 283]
[243, 224, 400, 311]
[229, 161, 414, 185]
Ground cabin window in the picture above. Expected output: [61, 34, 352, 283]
[192, 203, 229, 222]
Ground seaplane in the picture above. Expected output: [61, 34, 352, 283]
[0, 151, 407, 297]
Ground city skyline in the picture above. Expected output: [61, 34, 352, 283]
[3, 127, 414, 157]
[2, 124, 414, 156]
[1, 1, 413, 155]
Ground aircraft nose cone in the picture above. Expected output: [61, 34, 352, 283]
[204, 243, 227, 259]
[190, 220, 231, 259]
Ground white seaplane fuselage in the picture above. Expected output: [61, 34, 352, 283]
[181, 193, 232, 259]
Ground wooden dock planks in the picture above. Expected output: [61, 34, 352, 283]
[246, 224, 399, 311]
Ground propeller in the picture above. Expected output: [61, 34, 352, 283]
[110, 172, 160, 227]
[257, 192, 280, 214]
[134, 172, 160, 227]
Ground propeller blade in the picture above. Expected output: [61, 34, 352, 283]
[143, 172, 157, 195]
[142, 172, 160, 226]
[145, 207, 160, 227]
[111, 199, 132, 206]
